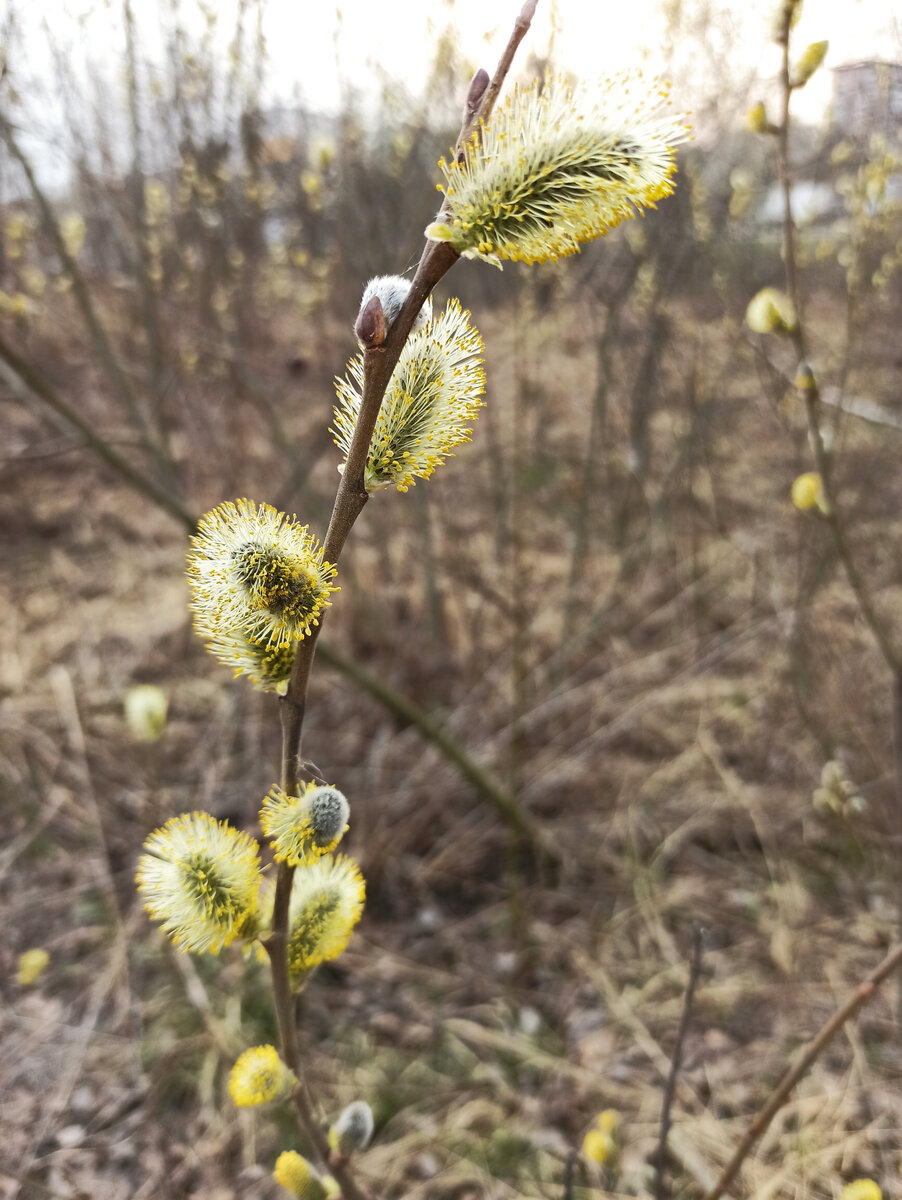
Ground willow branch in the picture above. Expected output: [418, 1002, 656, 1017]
[277, 0, 541, 790]
[654, 927, 703, 1200]
[266, 8, 540, 1194]
[775, 23, 902, 813]
[464, 0, 538, 146]
[703, 939, 902, 1200]
[124, 0, 167, 434]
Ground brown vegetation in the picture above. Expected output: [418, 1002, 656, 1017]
[2, 6, 902, 1199]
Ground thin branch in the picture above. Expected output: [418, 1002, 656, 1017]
[288, 1087, 372, 1200]
[654, 927, 704, 1200]
[703, 939, 902, 1200]
[463, 0, 538, 146]
[276, 0, 543, 798]
[267, 10, 540, 1192]
[562, 1148, 578, 1200]
[276, 0, 539, 794]
[316, 639, 550, 852]
[772, 6, 902, 823]
[0, 326, 195, 531]
[893, 671, 902, 811]
[0, 111, 178, 490]
[124, 0, 167, 436]
[278, 0, 539, 806]
[773, 22, 899, 674]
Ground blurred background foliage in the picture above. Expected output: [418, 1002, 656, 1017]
[2, 0, 902, 1197]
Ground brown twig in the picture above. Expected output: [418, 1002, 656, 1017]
[265, 7, 539, 1194]
[894, 672, 902, 812]
[703, 939, 902, 1200]
[562, 1148, 578, 1200]
[316, 640, 548, 850]
[463, 0, 538, 146]
[123, 0, 167, 441]
[654, 926, 704, 1200]
[772, 8, 901, 822]
[775, 19, 898, 671]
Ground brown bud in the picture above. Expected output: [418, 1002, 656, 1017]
[465, 69, 490, 124]
[355, 294, 386, 348]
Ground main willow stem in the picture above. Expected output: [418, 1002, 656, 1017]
[263, 5, 538, 1193]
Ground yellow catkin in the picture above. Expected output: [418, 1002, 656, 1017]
[427, 74, 690, 265]
[228, 1045, 294, 1107]
[582, 1129, 616, 1164]
[17, 949, 50, 986]
[273, 1152, 328, 1200]
[840, 1182, 881, 1200]
[136, 812, 262, 954]
[791, 472, 823, 511]
[333, 300, 485, 493]
[187, 499, 338, 653]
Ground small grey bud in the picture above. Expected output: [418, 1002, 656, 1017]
[358, 275, 432, 343]
[329, 1100, 374, 1155]
[309, 785, 350, 849]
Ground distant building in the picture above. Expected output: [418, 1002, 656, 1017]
[832, 61, 902, 139]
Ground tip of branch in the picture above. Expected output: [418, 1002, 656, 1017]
[355, 294, 386, 348]
[465, 69, 490, 122]
[518, 0, 538, 26]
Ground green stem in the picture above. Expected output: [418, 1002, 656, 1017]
[0, 327, 195, 531]
[316, 640, 547, 850]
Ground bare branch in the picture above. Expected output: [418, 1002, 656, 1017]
[704, 940, 902, 1200]
[654, 927, 704, 1200]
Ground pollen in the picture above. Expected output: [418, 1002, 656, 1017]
[260, 783, 350, 866]
[200, 627, 297, 693]
[136, 811, 263, 954]
[228, 1044, 295, 1107]
[332, 299, 485, 492]
[425, 73, 690, 265]
[187, 499, 338, 652]
[286, 855, 365, 987]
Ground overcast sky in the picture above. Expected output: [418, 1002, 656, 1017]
[3, 0, 900, 189]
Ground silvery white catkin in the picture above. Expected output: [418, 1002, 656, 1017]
[359, 275, 432, 338]
[329, 1100, 374, 1154]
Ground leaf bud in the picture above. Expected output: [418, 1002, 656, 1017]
[328, 1100, 375, 1156]
[745, 287, 797, 334]
[745, 102, 769, 134]
[357, 275, 432, 345]
[794, 41, 828, 87]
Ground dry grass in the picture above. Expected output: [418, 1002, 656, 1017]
[2, 280, 901, 1200]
